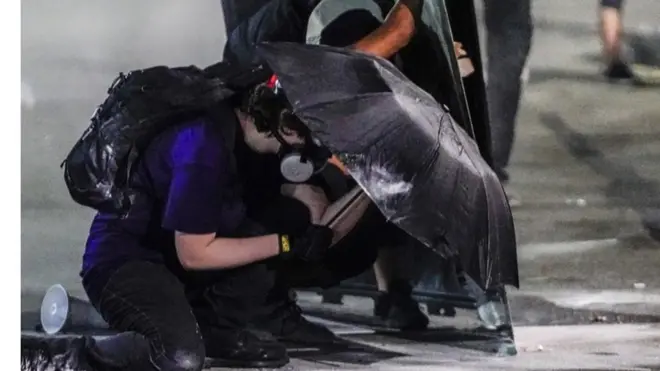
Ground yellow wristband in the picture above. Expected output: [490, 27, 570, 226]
[279, 234, 291, 254]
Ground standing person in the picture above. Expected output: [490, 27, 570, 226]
[600, 0, 634, 80]
[483, 0, 534, 206]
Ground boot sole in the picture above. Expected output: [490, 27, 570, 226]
[385, 318, 430, 332]
[205, 355, 290, 369]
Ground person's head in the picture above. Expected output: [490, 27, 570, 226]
[235, 79, 332, 182]
[234, 80, 309, 154]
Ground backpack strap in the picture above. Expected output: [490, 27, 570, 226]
[220, 110, 238, 154]
[205, 105, 239, 177]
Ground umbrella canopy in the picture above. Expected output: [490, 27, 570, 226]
[258, 42, 519, 290]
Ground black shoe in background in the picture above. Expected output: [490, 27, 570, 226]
[604, 61, 635, 81]
[259, 291, 340, 346]
[202, 328, 289, 369]
[374, 280, 429, 331]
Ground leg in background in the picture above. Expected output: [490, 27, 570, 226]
[483, 0, 533, 186]
[372, 241, 430, 331]
[599, 0, 634, 79]
[600, 0, 625, 62]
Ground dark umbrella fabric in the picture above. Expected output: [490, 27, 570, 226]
[258, 42, 519, 290]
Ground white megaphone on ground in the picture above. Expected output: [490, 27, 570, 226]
[40, 284, 109, 335]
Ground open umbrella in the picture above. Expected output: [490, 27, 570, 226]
[257, 42, 519, 291]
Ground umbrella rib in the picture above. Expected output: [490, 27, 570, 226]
[291, 91, 397, 113]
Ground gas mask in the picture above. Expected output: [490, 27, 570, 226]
[244, 75, 332, 183]
[277, 134, 331, 183]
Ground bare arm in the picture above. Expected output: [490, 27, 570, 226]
[350, 1, 417, 58]
[164, 124, 286, 271]
[175, 232, 280, 270]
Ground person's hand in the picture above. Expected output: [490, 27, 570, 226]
[278, 225, 334, 262]
[281, 184, 329, 224]
[454, 42, 475, 77]
[453, 42, 468, 58]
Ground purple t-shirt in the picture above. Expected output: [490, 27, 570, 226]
[82, 107, 250, 274]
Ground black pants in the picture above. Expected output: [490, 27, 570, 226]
[483, 0, 534, 182]
[82, 261, 206, 371]
[80, 201, 399, 370]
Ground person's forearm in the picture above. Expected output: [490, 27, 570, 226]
[351, 1, 416, 58]
[179, 234, 280, 270]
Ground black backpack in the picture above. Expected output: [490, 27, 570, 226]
[61, 62, 269, 215]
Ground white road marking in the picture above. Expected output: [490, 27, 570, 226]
[517, 238, 619, 260]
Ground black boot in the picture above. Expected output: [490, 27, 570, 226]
[21, 335, 98, 371]
[259, 290, 340, 346]
[374, 280, 429, 331]
[23, 333, 167, 371]
[202, 327, 289, 369]
[604, 60, 634, 81]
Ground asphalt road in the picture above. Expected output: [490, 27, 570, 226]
[21, 1, 660, 369]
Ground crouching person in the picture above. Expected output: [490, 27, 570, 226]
[21, 76, 375, 370]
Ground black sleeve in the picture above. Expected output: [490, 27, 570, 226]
[223, 0, 311, 65]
